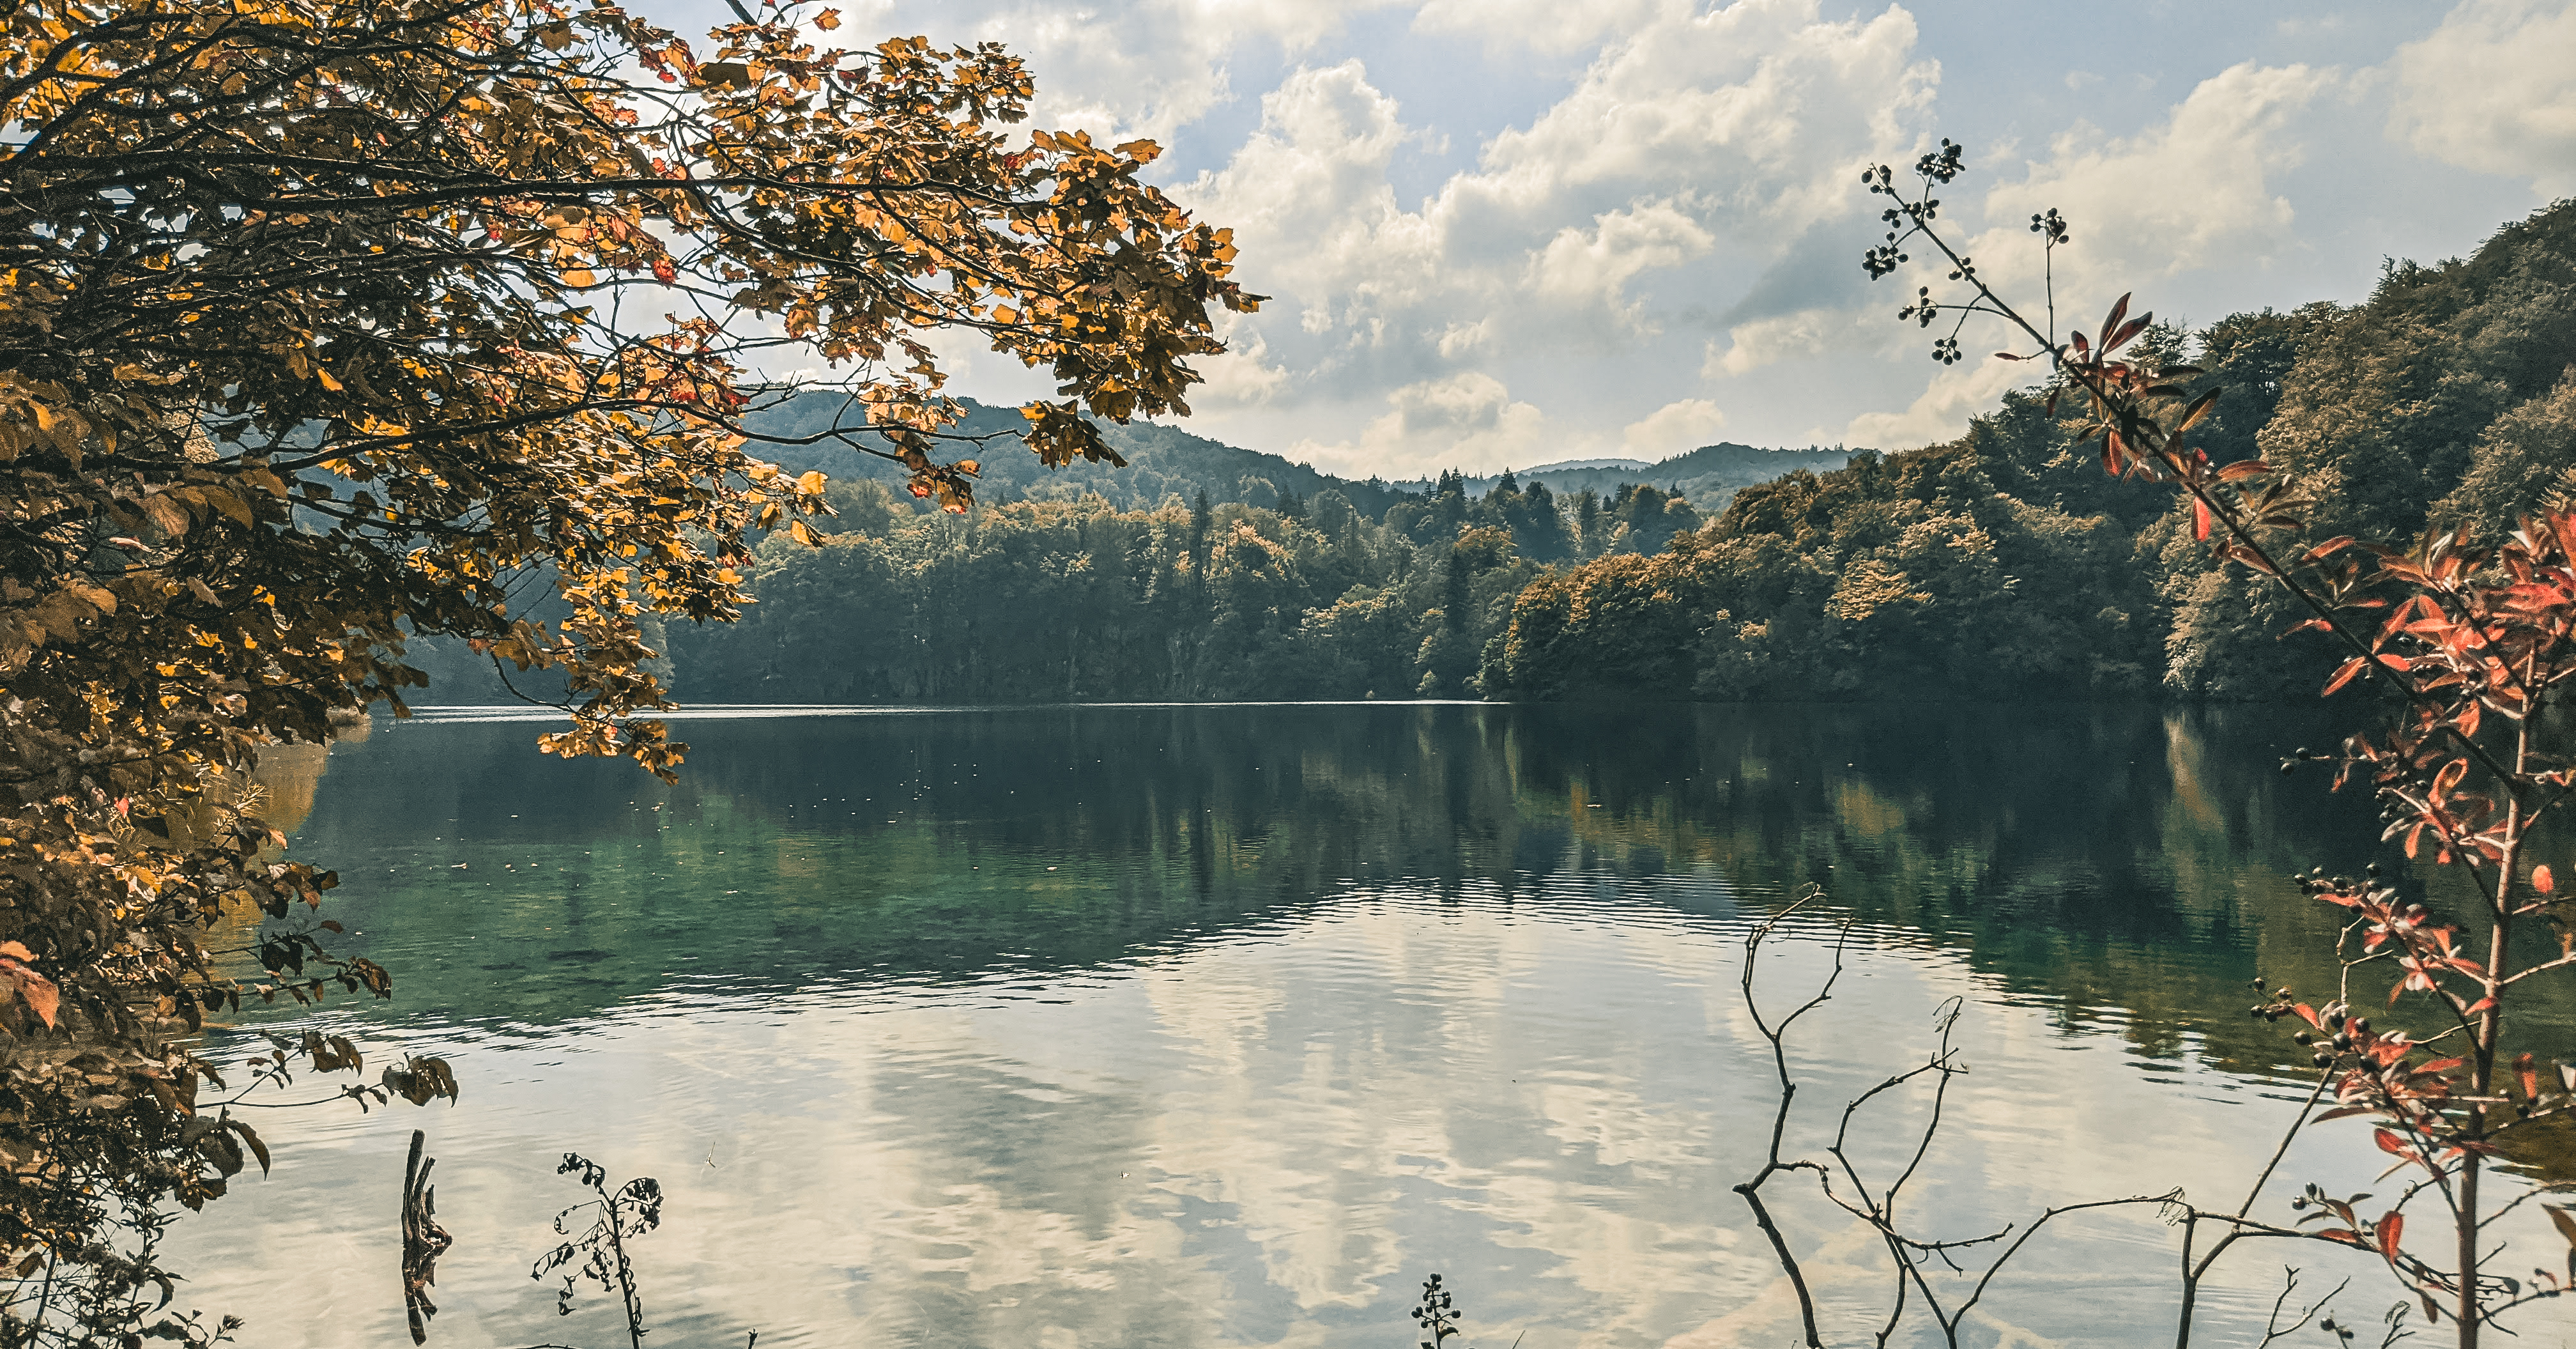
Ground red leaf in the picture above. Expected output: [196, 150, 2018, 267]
[2378, 1211, 2404, 1267]
[2536, 865, 2556, 895]
[2294, 1003, 2321, 1028]
[2323, 656, 2369, 697]
[2099, 294, 2131, 350]
[0, 962, 59, 1029]
[2432, 757, 2467, 799]
[2375, 1128, 2421, 1164]
[2193, 497, 2212, 541]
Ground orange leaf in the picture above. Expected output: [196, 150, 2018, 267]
[2378, 1211, 2404, 1267]
[0, 941, 31, 962]
[2, 963, 59, 1029]
[2535, 865, 2556, 895]
[2193, 497, 2212, 541]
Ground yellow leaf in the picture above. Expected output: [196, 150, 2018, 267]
[814, 7, 839, 27]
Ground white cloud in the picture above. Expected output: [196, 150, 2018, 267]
[1533, 200, 1718, 331]
[1182, 61, 1441, 337]
[1292, 373, 1562, 476]
[1707, 307, 1854, 377]
[1434, 318, 1493, 358]
[1841, 351, 2027, 449]
[1392, 371, 1517, 436]
[1621, 398, 1728, 457]
[2388, 0, 2576, 196]
[1176, 0, 1943, 472]
[1982, 63, 2336, 293]
[789, 0, 1402, 151]
[1192, 319, 1290, 410]
[1411, 0, 1660, 54]
[1459, 0, 1934, 237]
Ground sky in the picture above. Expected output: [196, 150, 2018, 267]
[670, 0, 2576, 479]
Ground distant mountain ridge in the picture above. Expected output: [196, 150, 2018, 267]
[740, 392, 1848, 514]
[1453, 443, 1852, 507]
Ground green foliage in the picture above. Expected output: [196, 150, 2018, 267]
[668, 486, 1549, 703]
[1484, 199, 2576, 704]
[1483, 416, 2161, 701]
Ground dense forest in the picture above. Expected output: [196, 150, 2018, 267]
[1484, 197, 2576, 702]
[417, 199, 2576, 707]
[660, 470, 1704, 700]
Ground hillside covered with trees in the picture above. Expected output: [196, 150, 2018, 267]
[661, 470, 1703, 701]
[1484, 198, 2576, 702]
[432, 198, 2576, 709]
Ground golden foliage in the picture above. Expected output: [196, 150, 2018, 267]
[0, 0, 1254, 1299]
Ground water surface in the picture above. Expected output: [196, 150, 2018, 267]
[162, 704, 2575, 1347]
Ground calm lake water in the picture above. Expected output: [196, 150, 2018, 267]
[161, 704, 2576, 1348]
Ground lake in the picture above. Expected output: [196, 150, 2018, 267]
[159, 703, 2576, 1348]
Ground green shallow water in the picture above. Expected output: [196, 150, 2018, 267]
[157, 704, 2576, 1347]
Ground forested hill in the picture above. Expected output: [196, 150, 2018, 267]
[1457, 443, 1851, 509]
[741, 395, 1418, 518]
[739, 394, 1840, 518]
[1485, 197, 2576, 702]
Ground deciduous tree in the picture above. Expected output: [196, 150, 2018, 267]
[0, 0, 1253, 1332]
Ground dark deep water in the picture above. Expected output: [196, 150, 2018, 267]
[160, 703, 2576, 1348]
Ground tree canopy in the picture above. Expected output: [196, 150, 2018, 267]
[0, 0, 1252, 1328]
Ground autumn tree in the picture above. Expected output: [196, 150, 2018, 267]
[0, 0, 1254, 1335]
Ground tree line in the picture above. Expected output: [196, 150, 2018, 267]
[647, 196, 2576, 707]
[660, 470, 1701, 702]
